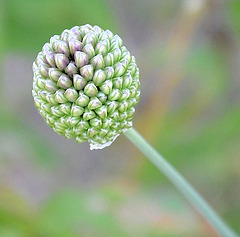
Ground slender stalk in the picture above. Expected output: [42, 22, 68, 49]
[125, 127, 238, 237]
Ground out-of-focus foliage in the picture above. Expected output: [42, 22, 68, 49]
[0, 0, 239, 236]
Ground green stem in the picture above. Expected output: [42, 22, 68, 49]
[124, 127, 238, 237]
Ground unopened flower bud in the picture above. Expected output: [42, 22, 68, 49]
[33, 24, 140, 149]
[55, 53, 69, 71]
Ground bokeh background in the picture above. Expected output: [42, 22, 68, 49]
[0, 0, 240, 236]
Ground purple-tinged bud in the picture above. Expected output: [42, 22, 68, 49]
[88, 97, 102, 110]
[75, 92, 89, 107]
[55, 41, 70, 56]
[74, 51, 89, 68]
[55, 53, 69, 71]
[65, 61, 78, 77]
[70, 26, 82, 40]
[64, 88, 78, 102]
[49, 68, 62, 82]
[55, 89, 68, 103]
[80, 65, 94, 80]
[57, 74, 72, 89]
[45, 53, 56, 67]
[104, 66, 114, 79]
[77, 119, 90, 130]
[93, 25, 103, 35]
[91, 55, 104, 69]
[84, 82, 98, 97]
[68, 38, 83, 55]
[45, 79, 58, 92]
[93, 69, 106, 86]
[71, 105, 84, 117]
[73, 74, 88, 90]
[99, 80, 113, 95]
[83, 44, 95, 58]
[60, 29, 70, 41]
[112, 35, 123, 48]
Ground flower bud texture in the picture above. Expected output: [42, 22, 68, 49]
[32, 24, 140, 149]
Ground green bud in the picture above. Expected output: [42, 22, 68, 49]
[73, 74, 88, 90]
[80, 65, 94, 80]
[89, 117, 102, 129]
[108, 89, 121, 101]
[96, 92, 107, 104]
[104, 53, 114, 66]
[55, 89, 68, 103]
[95, 42, 108, 55]
[107, 101, 118, 114]
[82, 31, 98, 46]
[91, 54, 104, 69]
[74, 51, 89, 68]
[39, 63, 49, 78]
[36, 76, 46, 89]
[95, 106, 107, 119]
[122, 74, 133, 88]
[114, 62, 126, 77]
[49, 68, 62, 82]
[93, 69, 106, 86]
[118, 89, 130, 102]
[71, 105, 84, 117]
[102, 118, 113, 129]
[113, 48, 121, 62]
[84, 83, 98, 97]
[104, 66, 114, 79]
[51, 105, 65, 117]
[60, 103, 71, 115]
[75, 92, 89, 107]
[118, 101, 128, 112]
[83, 44, 95, 58]
[83, 108, 96, 121]
[87, 127, 99, 138]
[66, 116, 80, 127]
[57, 74, 72, 89]
[88, 97, 102, 110]
[64, 88, 78, 102]
[113, 77, 123, 89]
[46, 93, 58, 105]
[77, 119, 90, 130]
[99, 80, 113, 95]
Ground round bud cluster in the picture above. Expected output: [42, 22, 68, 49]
[32, 24, 140, 149]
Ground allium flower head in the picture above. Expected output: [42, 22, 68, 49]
[32, 24, 140, 149]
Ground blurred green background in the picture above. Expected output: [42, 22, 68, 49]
[0, 0, 240, 236]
